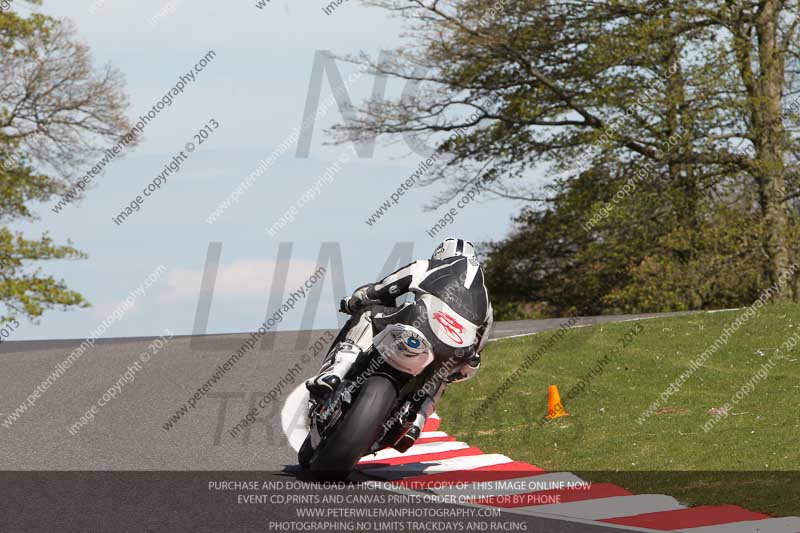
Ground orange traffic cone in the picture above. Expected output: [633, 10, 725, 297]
[547, 385, 569, 419]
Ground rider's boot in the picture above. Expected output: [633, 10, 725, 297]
[306, 309, 373, 400]
[305, 341, 361, 400]
[393, 383, 444, 453]
[393, 412, 427, 453]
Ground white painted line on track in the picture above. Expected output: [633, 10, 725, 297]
[489, 312, 707, 343]
[506, 494, 685, 520]
[419, 431, 449, 439]
[357, 472, 668, 533]
[677, 517, 800, 533]
[359, 441, 470, 463]
[487, 324, 592, 343]
[362, 453, 514, 479]
[430, 472, 586, 498]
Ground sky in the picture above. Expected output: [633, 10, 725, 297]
[9, 0, 530, 341]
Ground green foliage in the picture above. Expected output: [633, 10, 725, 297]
[486, 176, 775, 317]
[348, 1, 800, 314]
[0, 228, 88, 323]
[0, 1, 132, 323]
[604, 206, 767, 312]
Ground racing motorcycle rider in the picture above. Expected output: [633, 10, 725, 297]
[305, 238, 493, 450]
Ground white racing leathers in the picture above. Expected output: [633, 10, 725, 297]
[322, 255, 493, 384]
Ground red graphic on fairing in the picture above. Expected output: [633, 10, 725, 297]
[432, 311, 465, 345]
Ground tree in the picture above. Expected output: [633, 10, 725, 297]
[0, 1, 134, 323]
[335, 0, 800, 313]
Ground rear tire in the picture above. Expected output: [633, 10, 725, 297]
[308, 375, 397, 480]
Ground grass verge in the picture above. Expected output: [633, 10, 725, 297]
[437, 304, 800, 516]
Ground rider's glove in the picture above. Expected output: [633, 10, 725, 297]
[339, 287, 379, 315]
[339, 296, 353, 314]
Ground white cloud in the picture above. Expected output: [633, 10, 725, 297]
[161, 258, 324, 302]
[91, 298, 138, 320]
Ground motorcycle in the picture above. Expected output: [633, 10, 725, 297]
[298, 301, 474, 479]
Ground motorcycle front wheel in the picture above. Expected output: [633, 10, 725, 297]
[307, 375, 397, 480]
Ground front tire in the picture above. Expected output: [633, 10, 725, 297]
[308, 375, 397, 479]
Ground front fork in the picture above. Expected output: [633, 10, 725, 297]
[307, 346, 447, 456]
[307, 379, 355, 449]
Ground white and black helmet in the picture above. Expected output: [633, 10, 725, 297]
[432, 238, 477, 262]
[432, 238, 481, 288]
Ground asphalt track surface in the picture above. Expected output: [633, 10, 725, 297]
[2, 313, 705, 532]
[0, 312, 679, 471]
[4, 310, 797, 532]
